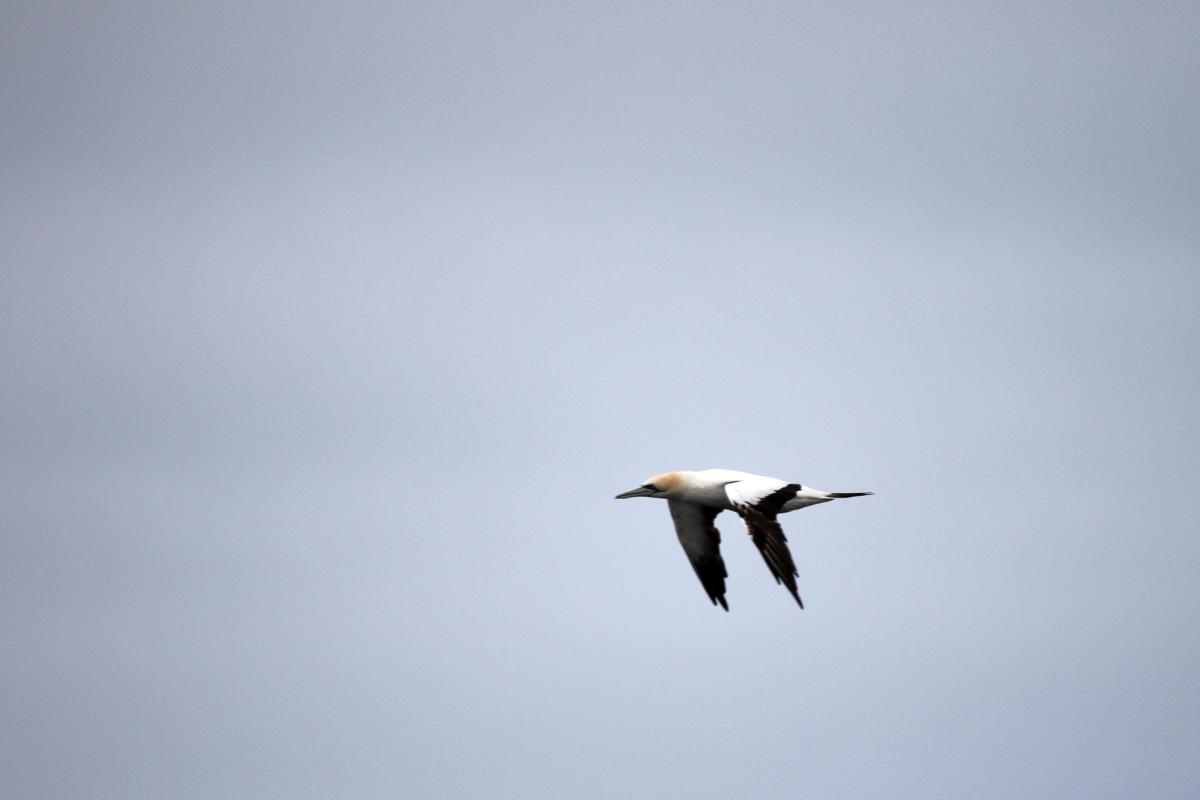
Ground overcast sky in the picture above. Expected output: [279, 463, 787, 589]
[3, 2, 1199, 798]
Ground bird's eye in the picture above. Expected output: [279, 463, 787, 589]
[643, 484, 658, 491]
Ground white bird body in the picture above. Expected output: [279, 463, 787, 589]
[615, 469, 871, 611]
[664, 468, 845, 512]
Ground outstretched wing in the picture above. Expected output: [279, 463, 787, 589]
[667, 500, 729, 611]
[725, 479, 805, 609]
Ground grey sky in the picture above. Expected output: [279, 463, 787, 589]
[3, 2, 1199, 798]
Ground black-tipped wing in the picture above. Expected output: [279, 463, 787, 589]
[667, 500, 729, 611]
[727, 482, 805, 609]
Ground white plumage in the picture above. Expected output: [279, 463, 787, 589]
[615, 469, 871, 611]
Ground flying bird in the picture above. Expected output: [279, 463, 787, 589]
[615, 469, 871, 610]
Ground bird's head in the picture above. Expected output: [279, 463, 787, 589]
[614, 471, 680, 500]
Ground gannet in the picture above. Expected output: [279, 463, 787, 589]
[615, 469, 871, 610]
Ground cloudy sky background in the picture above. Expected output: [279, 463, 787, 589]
[3, 2, 1199, 797]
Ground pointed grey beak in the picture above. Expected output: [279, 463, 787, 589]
[615, 485, 656, 499]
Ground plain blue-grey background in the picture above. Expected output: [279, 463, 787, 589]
[3, 2, 1198, 797]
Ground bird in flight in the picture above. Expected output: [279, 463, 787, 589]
[615, 469, 871, 610]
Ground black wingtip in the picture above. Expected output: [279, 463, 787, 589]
[828, 491, 873, 499]
[718, 597, 729, 611]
